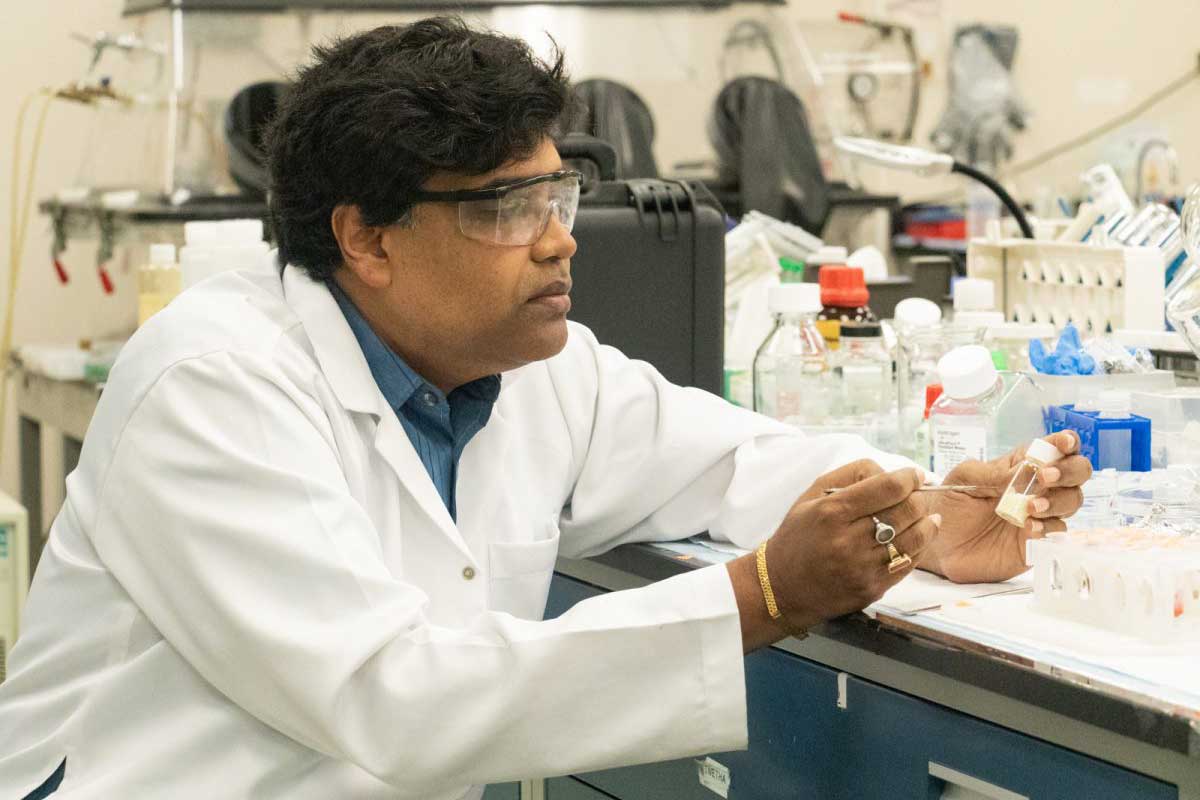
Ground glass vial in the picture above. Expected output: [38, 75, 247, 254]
[995, 439, 1064, 527]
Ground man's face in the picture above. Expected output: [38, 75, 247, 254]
[376, 137, 577, 379]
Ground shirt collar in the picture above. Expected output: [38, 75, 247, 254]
[328, 281, 501, 411]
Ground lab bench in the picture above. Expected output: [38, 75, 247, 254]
[537, 545, 1200, 800]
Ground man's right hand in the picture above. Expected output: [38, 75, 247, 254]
[726, 461, 941, 652]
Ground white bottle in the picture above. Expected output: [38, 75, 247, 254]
[137, 243, 181, 327]
[928, 345, 1044, 474]
[753, 284, 830, 428]
[953, 278, 1006, 330]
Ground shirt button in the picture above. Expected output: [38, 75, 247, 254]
[422, 391, 438, 407]
[462, 566, 476, 581]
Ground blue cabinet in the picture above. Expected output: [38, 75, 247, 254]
[841, 675, 1174, 800]
[547, 574, 1178, 800]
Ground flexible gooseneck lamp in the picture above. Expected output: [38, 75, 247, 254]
[834, 136, 1034, 239]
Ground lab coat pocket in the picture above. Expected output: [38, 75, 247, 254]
[487, 524, 561, 621]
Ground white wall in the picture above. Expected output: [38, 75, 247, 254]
[3, 0, 1199, 512]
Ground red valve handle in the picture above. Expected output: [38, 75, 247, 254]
[52, 258, 69, 285]
[98, 264, 115, 295]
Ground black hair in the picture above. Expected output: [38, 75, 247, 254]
[265, 17, 573, 280]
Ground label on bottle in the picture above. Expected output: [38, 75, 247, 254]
[933, 425, 987, 474]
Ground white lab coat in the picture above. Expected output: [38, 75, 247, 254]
[0, 265, 910, 799]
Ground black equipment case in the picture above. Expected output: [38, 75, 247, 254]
[563, 136, 727, 396]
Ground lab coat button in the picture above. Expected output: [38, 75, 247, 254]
[422, 391, 438, 407]
[462, 566, 476, 580]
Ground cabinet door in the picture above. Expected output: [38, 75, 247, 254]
[549, 575, 855, 798]
[841, 675, 1176, 800]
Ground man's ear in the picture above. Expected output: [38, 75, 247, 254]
[331, 204, 391, 288]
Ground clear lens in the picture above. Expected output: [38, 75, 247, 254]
[457, 174, 580, 246]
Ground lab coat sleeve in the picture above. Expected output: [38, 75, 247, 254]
[552, 324, 918, 555]
[89, 350, 746, 796]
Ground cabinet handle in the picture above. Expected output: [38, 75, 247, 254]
[928, 762, 1028, 800]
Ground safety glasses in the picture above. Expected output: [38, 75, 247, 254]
[411, 170, 583, 247]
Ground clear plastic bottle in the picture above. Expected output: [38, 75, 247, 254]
[834, 322, 893, 449]
[994, 439, 1064, 526]
[928, 345, 1045, 474]
[137, 243, 181, 326]
[753, 284, 831, 427]
[895, 324, 984, 459]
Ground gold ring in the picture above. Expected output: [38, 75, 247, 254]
[885, 542, 913, 574]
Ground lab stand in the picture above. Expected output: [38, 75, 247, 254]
[13, 368, 101, 577]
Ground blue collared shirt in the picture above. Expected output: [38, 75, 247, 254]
[330, 284, 499, 522]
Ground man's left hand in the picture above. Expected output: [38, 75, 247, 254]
[919, 431, 1092, 584]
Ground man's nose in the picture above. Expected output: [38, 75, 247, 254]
[532, 206, 577, 262]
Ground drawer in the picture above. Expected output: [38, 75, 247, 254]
[841, 675, 1176, 800]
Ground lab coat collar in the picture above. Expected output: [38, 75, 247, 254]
[281, 265, 476, 564]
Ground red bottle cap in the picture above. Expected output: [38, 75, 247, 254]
[924, 383, 944, 418]
[819, 265, 869, 307]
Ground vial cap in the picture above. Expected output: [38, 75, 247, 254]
[953, 278, 997, 312]
[819, 265, 870, 307]
[767, 283, 822, 314]
[1097, 389, 1132, 417]
[149, 243, 176, 265]
[894, 297, 942, 329]
[1025, 439, 1064, 465]
[937, 345, 999, 399]
[778, 256, 805, 277]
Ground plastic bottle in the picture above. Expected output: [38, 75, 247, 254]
[994, 439, 1065, 526]
[137, 243, 181, 326]
[928, 345, 1044, 474]
[817, 265, 875, 351]
[835, 322, 893, 449]
[952, 278, 1006, 331]
[180, 218, 271, 290]
[779, 256, 805, 283]
[753, 284, 830, 427]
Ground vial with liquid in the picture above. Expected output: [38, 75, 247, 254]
[753, 284, 831, 427]
[994, 438, 1064, 527]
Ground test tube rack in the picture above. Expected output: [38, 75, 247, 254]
[968, 239, 1165, 334]
[1027, 529, 1200, 642]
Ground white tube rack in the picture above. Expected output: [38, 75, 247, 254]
[968, 239, 1165, 334]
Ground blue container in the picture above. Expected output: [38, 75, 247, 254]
[1046, 404, 1151, 472]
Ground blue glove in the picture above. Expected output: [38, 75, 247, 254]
[1030, 323, 1097, 375]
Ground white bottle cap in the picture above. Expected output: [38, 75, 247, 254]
[893, 297, 942, 329]
[149, 243, 176, 265]
[807, 245, 848, 265]
[768, 283, 822, 314]
[953, 278, 997, 311]
[937, 345, 999, 400]
[1097, 389, 1132, 418]
[1025, 439, 1064, 465]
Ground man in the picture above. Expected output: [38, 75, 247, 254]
[0, 18, 1088, 800]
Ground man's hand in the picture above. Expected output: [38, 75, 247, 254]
[726, 460, 941, 651]
[920, 431, 1092, 584]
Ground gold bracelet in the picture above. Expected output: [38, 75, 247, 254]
[755, 541, 808, 640]
[755, 541, 783, 620]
